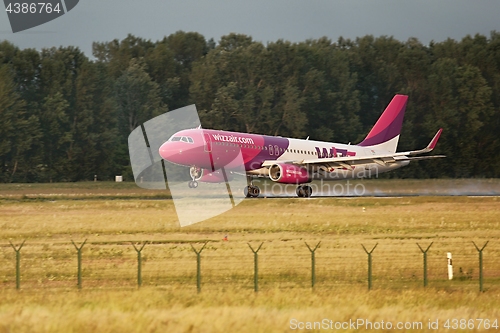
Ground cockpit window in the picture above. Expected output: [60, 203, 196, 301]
[181, 137, 194, 143]
[170, 136, 194, 143]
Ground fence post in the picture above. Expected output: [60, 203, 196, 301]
[417, 242, 433, 287]
[132, 241, 148, 288]
[472, 241, 489, 292]
[305, 241, 321, 288]
[9, 240, 26, 290]
[447, 252, 453, 280]
[248, 242, 264, 292]
[71, 239, 87, 289]
[191, 241, 208, 293]
[361, 243, 378, 290]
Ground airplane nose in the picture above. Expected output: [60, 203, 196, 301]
[158, 138, 204, 167]
[159, 141, 178, 161]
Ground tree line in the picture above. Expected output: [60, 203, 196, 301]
[1, 31, 499, 182]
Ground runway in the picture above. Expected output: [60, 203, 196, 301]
[252, 179, 500, 198]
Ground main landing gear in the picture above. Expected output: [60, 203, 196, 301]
[188, 180, 198, 188]
[245, 176, 260, 198]
[244, 178, 313, 198]
[244, 185, 260, 198]
[296, 185, 312, 198]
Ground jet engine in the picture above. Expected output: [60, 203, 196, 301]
[269, 163, 311, 184]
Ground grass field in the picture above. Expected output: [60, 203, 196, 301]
[0, 180, 499, 332]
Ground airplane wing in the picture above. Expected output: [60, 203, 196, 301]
[261, 129, 445, 171]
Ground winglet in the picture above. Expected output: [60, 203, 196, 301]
[427, 128, 442, 151]
[408, 128, 443, 156]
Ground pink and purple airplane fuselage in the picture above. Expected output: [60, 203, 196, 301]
[158, 95, 444, 197]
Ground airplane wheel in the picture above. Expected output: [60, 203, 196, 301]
[296, 185, 312, 198]
[296, 186, 304, 198]
[250, 185, 260, 197]
[188, 181, 193, 188]
[192, 180, 198, 188]
[303, 185, 312, 198]
[244, 185, 260, 198]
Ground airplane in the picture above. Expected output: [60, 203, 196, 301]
[158, 94, 444, 198]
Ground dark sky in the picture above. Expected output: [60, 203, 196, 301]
[1, 0, 499, 57]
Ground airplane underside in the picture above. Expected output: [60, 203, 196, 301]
[186, 161, 410, 198]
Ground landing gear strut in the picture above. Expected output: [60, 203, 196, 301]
[296, 185, 312, 198]
[188, 166, 201, 189]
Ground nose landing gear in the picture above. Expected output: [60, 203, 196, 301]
[188, 166, 202, 189]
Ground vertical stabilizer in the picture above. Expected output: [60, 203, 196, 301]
[357, 94, 408, 153]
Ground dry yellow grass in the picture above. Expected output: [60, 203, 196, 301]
[1, 287, 500, 333]
[0, 181, 499, 332]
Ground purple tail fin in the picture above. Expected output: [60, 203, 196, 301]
[357, 95, 408, 152]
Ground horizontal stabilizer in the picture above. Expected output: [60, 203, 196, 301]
[403, 155, 446, 161]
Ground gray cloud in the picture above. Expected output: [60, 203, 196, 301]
[1, 0, 499, 57]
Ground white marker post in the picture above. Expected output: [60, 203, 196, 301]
[447, 252, 453, 280]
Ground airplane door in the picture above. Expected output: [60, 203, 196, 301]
[203, 133, 212, 152]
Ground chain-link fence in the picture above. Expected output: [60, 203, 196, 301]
[1, 239, 498, 292]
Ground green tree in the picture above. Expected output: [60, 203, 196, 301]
[425, 58, 493, 177]
[0, 66, 40, 182]
[93, 34, 155, 79]
[114, 59, 167, 137]
[191, 35, 309, 137]
[300, 38, 360, 142]
[345, 35, 404, 134]
[39, 92, 71, 181]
